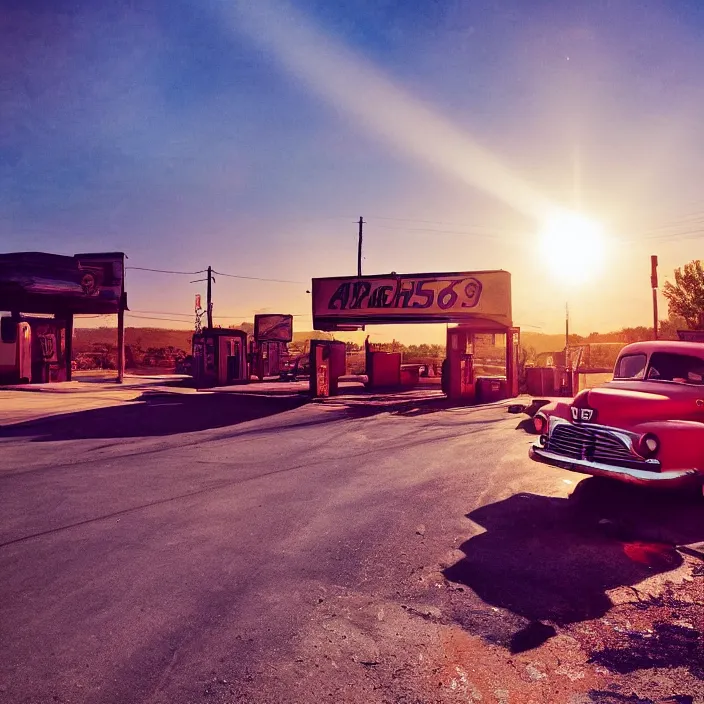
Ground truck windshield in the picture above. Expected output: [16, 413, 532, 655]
[645, 352, 704, 384]
[614, 353, 647, 379]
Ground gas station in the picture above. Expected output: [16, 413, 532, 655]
[0, 252, 519, 405]
[310, 269, 519, 402]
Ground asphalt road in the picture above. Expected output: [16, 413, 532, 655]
[0, 387, 702, 704]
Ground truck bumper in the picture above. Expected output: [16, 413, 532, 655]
[529, 445, 701, 488]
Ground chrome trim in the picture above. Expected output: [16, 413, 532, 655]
[548, 416, 640, 452]
[529, 445, 700, 487]
[546, 417, 648, 467]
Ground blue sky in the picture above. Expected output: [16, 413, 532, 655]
[2, 0, 704, 339]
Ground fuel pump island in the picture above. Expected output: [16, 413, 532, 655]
[310, 270, 520, 403]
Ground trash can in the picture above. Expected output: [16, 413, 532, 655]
[476, 376, 508, 403]
[400, 364, 420, 386]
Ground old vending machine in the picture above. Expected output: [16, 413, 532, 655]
[251, 314, 293, 380]
[192, 329, 249, 387]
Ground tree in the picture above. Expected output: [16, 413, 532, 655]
[658, 314, 689, 340]
[663, 260, 704, 329]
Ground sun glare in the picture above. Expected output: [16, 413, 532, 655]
[539, 211, 606, 284]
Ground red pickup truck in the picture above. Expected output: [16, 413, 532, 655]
[529, 340, 704, 494]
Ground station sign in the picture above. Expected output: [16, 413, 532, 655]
[254, 313, 294, 342]
[312, 270, 512, 329]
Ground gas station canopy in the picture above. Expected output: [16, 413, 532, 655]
[0, 251, 128, 384]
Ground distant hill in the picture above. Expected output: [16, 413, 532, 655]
[73, 325, 253, 354]
[72, 324, 324, 355]
[74, 327, 193, 353]
[73, 319, 686, 358]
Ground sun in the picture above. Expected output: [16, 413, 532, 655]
[539, 210, 606, 284]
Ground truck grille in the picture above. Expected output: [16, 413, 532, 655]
[547, 424, 645, 468]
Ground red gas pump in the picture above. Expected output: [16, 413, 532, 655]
[310, 340, 346, 397]
[310, 343, 330, 397]
[445, 327, 476, 402]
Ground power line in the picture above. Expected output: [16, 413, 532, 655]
[212, 270, 303, 284]
[627, 226, 704, 244]
[646, 219, 704, 236]
[129, 309, 192, 318]
[642, 210, 704, 233]
[128, 309, 310, 319]
[369, 215, 510, 232]
[125, 313, 196, 323]
[125, 265, 304, 284]
[643, 231, 704, 243]
[126, 266, 207, 275]
[640, 219, 704, 238]
[626, 207, 704, 243]
[639, 231, 704, 245]
[372, 223, 517, 240]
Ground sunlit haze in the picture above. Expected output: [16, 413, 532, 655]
[3, 0, 704, 343]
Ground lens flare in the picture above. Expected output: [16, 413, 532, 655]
[539, 210, 605, 284]
[222, 0, 554, 221]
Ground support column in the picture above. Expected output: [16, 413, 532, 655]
[506, 328, 520, 398]
[65, 313, 73, 382]
[117, 306, 125, 383]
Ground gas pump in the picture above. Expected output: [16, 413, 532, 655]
[445, 327, 476, 402]
[310, 342, 330, 397]
[310, 340, 346, 397]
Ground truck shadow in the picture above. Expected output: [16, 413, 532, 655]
[443, 479, 703, 653]
[0, 390, 308, 441]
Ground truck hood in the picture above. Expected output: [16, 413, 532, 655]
[574, 381, 704, 427]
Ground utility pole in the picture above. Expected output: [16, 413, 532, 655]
[207, 265, 213, 330]
[651, 255, 659, 340]
[357, 216, 364, 277]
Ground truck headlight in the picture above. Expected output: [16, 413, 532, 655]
[533, 414, 547, 434]
[638, 433, 660, 458]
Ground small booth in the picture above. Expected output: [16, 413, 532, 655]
[444, 325, 520, 403]
[251, 314, 293, 380]
[311, 270, 519, 402]
[192, 328, 248, 387]
[0, 252, 127, 384]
